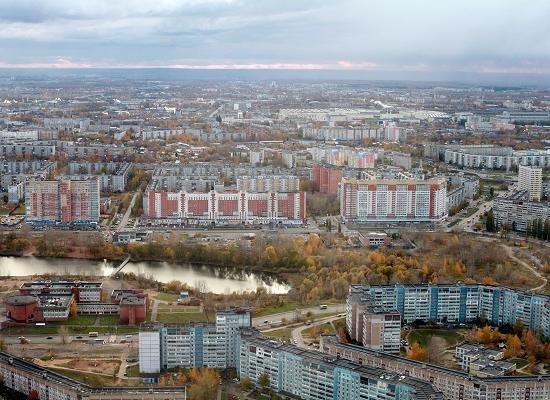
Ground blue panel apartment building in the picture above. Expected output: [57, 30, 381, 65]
[348, 284, 550, 340]
[237, 330, 443, 400]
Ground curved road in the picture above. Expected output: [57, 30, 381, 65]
[252, 304, 345, 328]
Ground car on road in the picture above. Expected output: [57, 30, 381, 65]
[263, 320, 269, 324]
[46, 336, 53, 340]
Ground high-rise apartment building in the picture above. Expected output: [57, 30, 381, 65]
[139, 308, 251, 373]
[518, 165, 542, 201]
[311, 164, 342, 194]
[236, 175, 300, 193]
[340, 178, 447, 223]
[25, 178, 100, 224]
[347, 284, 550, 340]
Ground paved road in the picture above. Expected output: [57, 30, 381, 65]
[117, 345, 131, 380]
[291, 315, 342, 349]
[252, 304, 345, 328]
[117, 191, 139, 232]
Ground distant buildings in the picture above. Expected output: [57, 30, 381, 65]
[312, 164, 342, 194]
[25, 178, 100, 224]
[518, 165, 542, 201]
[431, 144, 550, 170]
[493, 191, 550, 232]
[236, 175, 300, 193]
[340, 178, 447, 223]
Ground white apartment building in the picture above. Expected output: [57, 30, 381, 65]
[340, 178, 447, 223]
[518, 165, 542, 201]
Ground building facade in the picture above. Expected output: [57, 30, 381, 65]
[139, 308, 251, 373]
[347, 284, 550, 340]
[312, 164, 342, 194]
[493, 191, 550, 232]
[25, 178, 100, 224]
[143, 190, 306, 225]
[518, 165, 542, 202]
[321, 336, 550, 400]
[340, 178, 447, 223]
[237, 331, 442, 400]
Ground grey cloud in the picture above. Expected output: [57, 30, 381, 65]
[0, 0, 549, 72]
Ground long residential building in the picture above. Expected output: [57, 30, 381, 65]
[321, 335, 550, 400]
[237, 330, 443, 400]
[493, 191, 550, 232]
[347, 284, 550, 341]
[25, 178, 100, 224]
[0, 351, 186, 400]
[440, 145, 550, 170]
[139, 308, 251, 373]
[340, 178, 447, 223]
[143, 190, 306, 224]
[236, 175, 300, 193]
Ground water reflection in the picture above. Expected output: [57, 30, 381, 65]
[0, 256, 289, 294]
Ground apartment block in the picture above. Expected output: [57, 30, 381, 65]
[312, 164, 342, 194]
[340, 178, 447, 223]
[322, 336, 550, 400]
[236, 175, 300, 193]
[518, 165, 542, 201]
[143, 189, 306, 224]
[347, 284, 550, 340]
[25, 178, 100, 224]
[138, 308, 251, 373]
[237, 331, 442, 400]
[493, 191, 550, 232]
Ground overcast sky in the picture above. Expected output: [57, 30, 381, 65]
[0, 0, 549, 74]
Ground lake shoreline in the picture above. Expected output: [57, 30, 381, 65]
[0, 255, 290, 294]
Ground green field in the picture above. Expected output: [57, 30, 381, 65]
[156, 312, 211, 323]
[264, 328, 293, 342]
[125, 364, 140, 377]
[407, 329, 463, 348]
[99, 315, 120, 326]
[47, 367, 117, 387]
[463, 207, 479, 218]
[448, 219, 462, 227]
[154, 292, 180, 302]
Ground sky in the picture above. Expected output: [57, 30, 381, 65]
[0, 0, 550, 76]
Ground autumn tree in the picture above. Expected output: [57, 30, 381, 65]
[239, 376, 253, 392]
[188, 367, 219, 400]
[407, 342, 427, 361]
[504, 335, 522, 358]
[258, 372, 270, 391]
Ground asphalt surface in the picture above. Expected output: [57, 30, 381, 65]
[251, 303, 345, 328]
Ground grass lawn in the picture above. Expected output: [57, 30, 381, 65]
[157, 312, 211, 323]
[448, 219, 462, 228]
[13, 204, 25, 215]
[99, 315, 120, 326]
[463, 207, 479, 218]
[407, 329, 463, 348]
[47, 367, 117, 387]
[303, 322, 335, 338]
[264, 328, 293, 342]
[254, 302, 306, 317]
[125, 364, 140, 377]
[509, 358, 529, 369]
[155, 292, 180, 302]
